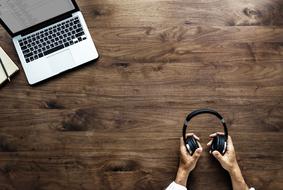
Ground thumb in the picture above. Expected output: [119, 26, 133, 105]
[212, 151, 223, 162]
[192, 147, 202, 160]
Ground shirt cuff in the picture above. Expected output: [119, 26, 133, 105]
[165, 181, 187, 190]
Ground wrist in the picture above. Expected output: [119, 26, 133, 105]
[228, 162, 241, 177]
[227, 161, 240, 174]
[175, 166, 190, 187]
[229, 164, 248, 188]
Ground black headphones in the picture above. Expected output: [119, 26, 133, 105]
[182, 109, 228, 155]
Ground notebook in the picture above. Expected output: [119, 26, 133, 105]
[0, 47, 19, 85]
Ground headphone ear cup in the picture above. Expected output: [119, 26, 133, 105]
[185, 136, 199, 155]
[210, 135, 227, 155]
[210, 136, 218, 154]
[218, 135, 227, 154]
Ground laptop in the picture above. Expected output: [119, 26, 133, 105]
[0, 0, 99, 85]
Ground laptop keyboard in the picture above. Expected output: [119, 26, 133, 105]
[18, 17, 87, 63]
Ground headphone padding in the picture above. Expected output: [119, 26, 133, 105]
[210, 135, 227, 155]
[219, 135, 226, 154]
[186, 136, 199, 155]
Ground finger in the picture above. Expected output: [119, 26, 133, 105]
[227, 136, 234, 151]
[184, 133, 200, 141]
[209, 133, 217, 137]
[209, 132, 224, 138]
[212, 151, 223, 162]
[180, 137, 191, 156]
[207, 140, 212, 146]
[180, 136, 185, 146]
[193, 134, 200, 141]
[197, 140, 202, 149]
[227, 136, 233, 144]
[184, 133, 196, 138]
[192, 147, 203, 160]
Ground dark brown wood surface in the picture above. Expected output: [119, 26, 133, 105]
[0, 0, 282, 189]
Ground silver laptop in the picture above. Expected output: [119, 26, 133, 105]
[0, 0, 99, 85]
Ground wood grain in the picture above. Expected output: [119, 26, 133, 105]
[0, 0, 282, 189]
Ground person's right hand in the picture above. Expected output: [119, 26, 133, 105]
[174, 133, 202, 187]
[207, 133, 238, 173]
[179, 133, 203, 173]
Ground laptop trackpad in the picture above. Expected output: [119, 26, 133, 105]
[47, 50, 75, 73]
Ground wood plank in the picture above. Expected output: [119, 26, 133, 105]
[0, 0, 282, 189]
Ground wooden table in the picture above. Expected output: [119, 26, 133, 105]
[0, 0, 282, 189]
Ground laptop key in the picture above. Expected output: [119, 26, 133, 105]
[23, 49, 30, 54]
[64, 42, 70, 47]
[21, 45, 27, 50]
[76, 32, 84, 38]
[43, 44, 64, 56]
[76, 28, 82, 33]
[25, 52, 33, 58]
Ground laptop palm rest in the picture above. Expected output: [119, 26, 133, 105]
[47, 50, 75, 74]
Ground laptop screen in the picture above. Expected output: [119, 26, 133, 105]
[0, 0, 75, 33]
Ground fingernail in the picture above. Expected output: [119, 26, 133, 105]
[213, 151, 218, 156]
[197, 147, 203, 153]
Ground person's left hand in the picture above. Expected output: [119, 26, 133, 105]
[175, 133, 202, 186]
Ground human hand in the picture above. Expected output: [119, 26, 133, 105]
[175, 133, 202, 186]
[207, 133, 249, 190]
[207, 133, 238, 173]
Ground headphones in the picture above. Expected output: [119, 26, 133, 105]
[182, 109, 228, 155]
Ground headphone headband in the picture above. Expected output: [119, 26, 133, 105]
[182, 109, 228, 145]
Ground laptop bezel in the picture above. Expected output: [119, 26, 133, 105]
[0, 0, 80, 37]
